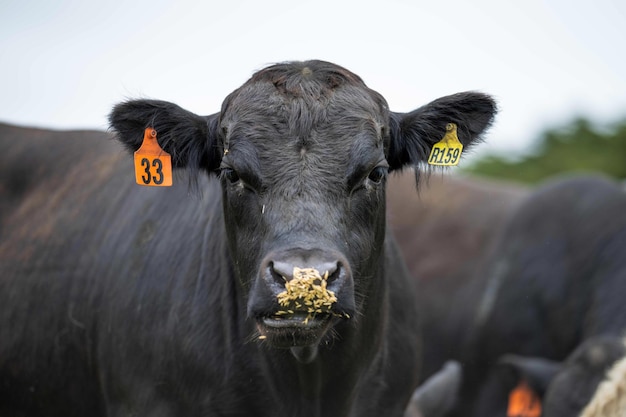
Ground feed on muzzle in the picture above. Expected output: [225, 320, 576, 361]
[274, 267, 343, 323]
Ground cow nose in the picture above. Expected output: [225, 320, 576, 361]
[270, 259, 340, 283]
[251, 249, 355, 320]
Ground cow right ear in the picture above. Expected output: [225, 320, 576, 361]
[109, 99, 222, 174]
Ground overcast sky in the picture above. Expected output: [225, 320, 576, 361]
[1, 0, 625, 159]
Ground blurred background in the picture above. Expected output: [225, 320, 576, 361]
[1, 0, 625, 182]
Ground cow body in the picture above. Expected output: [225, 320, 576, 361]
[0, 124, 409, 417]
[0, 60, 496, 416]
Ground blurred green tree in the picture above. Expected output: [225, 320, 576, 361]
[463, 117, 626, 184]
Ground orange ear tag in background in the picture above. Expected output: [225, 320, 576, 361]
[133, 128, 173, 186]
[507, 380, 542, 417]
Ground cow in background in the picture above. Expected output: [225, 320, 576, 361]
[0, 60, 497, 417]
[393, 174, 626, 417]
[438, 174, 626, 417]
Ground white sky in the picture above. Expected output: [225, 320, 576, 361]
[1, 0, 625, 159]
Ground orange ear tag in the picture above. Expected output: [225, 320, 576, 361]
[507, 380, 542, 417]
[133, 128, 173, 186]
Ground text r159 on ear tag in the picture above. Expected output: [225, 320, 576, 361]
[427, 123, 464, 166]
[133, 128, 173, 186]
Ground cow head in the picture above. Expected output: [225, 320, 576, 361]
[110, 60, 496, 360]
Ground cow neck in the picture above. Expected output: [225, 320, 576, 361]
[257, 348, 363, 417]
[290, 345, 318, 363]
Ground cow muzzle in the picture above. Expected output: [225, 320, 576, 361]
[250, 248, 355, 350]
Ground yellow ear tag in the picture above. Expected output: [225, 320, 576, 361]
[427, 123, 463, 166]
[133, 128, 173, 186]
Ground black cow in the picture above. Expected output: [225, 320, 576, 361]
[431, 175, 626, 417]
[0, 60, 496, 417]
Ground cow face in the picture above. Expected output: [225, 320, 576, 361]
[217, 63, 395, 350]
[110, 60, 496, 356]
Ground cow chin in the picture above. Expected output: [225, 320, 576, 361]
[257, 312, 335, 351]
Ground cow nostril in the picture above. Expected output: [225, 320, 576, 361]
[268, 261, 287, 283]
[267, 259, 341, 284]
[326, 262, 342, 283]
[319, 262, 341, 284]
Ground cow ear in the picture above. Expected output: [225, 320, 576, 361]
[387, 92, 497, 171]
[498, 354, 562, 396]
[108, 99, 221, 174]
[408, 361, 462, 417]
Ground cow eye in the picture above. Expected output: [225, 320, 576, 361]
[220, 167, 240, 184]
[367, 166, 388, 185]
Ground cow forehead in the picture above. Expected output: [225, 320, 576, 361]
[217, 63, 389, 189]
[223, 87, 385, 168]
[223, 82, 385, 130]
[220, 61, 388, 139]
[220, 81, 387, 161]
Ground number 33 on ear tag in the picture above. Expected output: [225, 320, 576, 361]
[427, 123, 463, 166]
[133, 128, 173, 186]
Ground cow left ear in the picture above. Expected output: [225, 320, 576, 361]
[109, 99, 222, 174]
[387, 92, 497, 171]
[497, 354, 562, 396]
